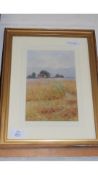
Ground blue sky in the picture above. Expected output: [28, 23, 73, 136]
[27, 50, 76, 78]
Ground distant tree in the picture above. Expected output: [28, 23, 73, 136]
[38, 70, 50, 78]
[55, 74, 64, 78]
[27, 72, 36, 79]
[27, 75, 32, 79]
[31, 72, 36, 78]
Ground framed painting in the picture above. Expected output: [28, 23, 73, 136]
[0, 28, 98, 149]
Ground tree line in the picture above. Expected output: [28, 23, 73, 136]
[27, 70, 64, 79]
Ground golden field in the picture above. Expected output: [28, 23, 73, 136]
[26, 78, 78, 121]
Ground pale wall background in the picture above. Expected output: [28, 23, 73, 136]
[0, 14, 98, 160]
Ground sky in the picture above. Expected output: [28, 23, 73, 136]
[27, 50, 76, 78]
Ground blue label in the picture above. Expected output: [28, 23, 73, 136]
[67, 41, 79, 45]
[14, 130, 22, 137]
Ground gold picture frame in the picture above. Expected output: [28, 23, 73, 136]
[0, 28, 98, 156]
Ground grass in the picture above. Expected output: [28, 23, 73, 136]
[26, 78, 78, 121]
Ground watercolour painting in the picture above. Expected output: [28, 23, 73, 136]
[26, 50, 78, 121]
